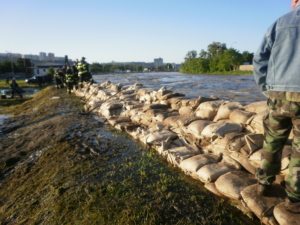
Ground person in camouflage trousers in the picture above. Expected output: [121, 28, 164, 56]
[256, 95, 300, 210]
[253, 0, 300, 213]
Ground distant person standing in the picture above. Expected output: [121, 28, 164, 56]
[77, 57, 92, 87]
[253, 0, 300, 213]
[54, 69, 64, 89]
[65, 67, 75, 94]
[10, 78, 23, 98]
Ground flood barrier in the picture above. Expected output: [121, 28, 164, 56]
[74, 82, 299, 225]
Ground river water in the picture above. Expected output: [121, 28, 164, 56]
[94, 72, 265, 104]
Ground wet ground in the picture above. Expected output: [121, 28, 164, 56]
[94, 72, 265, 104]
[0, 87, 259, 225]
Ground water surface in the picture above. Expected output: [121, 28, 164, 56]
[94, 72, 265, 104]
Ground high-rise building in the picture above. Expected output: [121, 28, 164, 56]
[154, 58, 164, 68]
[48, 53, 55, 61]
[39, 52, 47, 61]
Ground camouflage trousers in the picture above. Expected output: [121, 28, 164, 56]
[256, 98, 300, 201]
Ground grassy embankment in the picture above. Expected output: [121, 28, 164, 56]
[0, 87, 259, 225]
[180, 70, 253, 76]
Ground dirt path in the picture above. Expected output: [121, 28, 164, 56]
[0, 87, 259, 225]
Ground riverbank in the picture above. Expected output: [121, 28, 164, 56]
[0, 87, 258, 225]
[180, 70, 253, 76]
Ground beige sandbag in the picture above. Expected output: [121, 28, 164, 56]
[244, 101, 267, 114]
[230, 151, 256, 175]
[186, 120, 212, 139]
[115, 122, 139, 132]
[247, 111, 268, 134]
[176, 115, 199, 128]
[195, 100, 224, 120]
[221, 154, 241, 170]
[146, 130, 177, 145]
[201, 121, 243, 140]
[241, 184, 286, 224]
[215, 171, 257, 200]
[179, 154, 220, 175]
[204, 183, 223, 197]
[143, 104, 169, 111]
[274, 202, 300, 225]
[214, 102, 243, 121]
[107, 117, 132, 126]
[243, 133, 264, 156]
[249, 149, 263, 169]
[179, 106, 194, 116]
[163, 116, 181, 129]
[166, 146, 200, 166]
[229, 109, 254, 124]
[196, 163, 234, 183]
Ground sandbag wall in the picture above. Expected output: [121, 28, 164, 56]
[74, 82, 298, 225]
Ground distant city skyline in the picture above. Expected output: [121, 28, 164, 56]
[0, 0, 290, 63]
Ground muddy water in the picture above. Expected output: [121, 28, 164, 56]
[94, 72, 265, 104]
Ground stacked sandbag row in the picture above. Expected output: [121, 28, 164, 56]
[74, 82, 298, 225]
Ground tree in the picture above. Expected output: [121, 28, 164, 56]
[241, 51, 254, 64]
[185, 50, 197, 60]
[218, 48, 242, 71]
[207, 42, 227, 58]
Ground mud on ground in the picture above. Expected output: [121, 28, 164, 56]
[0, 87, 259, 225]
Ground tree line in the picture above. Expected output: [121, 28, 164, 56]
[180, 42, 254, 74]
[90, 63, 177, 74]
[0, 58, 32, 75]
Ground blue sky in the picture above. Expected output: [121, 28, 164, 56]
[0, 0, 290, 63]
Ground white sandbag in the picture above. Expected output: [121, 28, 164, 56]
[166, 146, 200, 166]
[185, 120, 212, 139]
[274, 202, 300, 225]
[196, 163, 234, 183]
[146, 130, 177, 145]
[215, 171, 257, 200]
[229, 109, 254, 124]
[179, 154, 220, 175]
[214, 102, 243, 121]
[201, 121, 243, 140]
[241, 184, 286, 224]
[244, 101, 267, 114]
[195, 100, 224, 120]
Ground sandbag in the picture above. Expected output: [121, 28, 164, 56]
[196, 163, 234, 183]
[249, 149, 263, 169]
[242, 133, 264, 156]
[201, 121, 243, 140]
[166, 146, 200, 166]
[244, 101, 267, 114]
[143, 104, 169, 111]
[186, 120, 212, 139]
[274, 202, 300, 225]
[230, 151, 256, 175]
[146, 130, 177, 145]
[179, 106, 194, 116]
[247, 111, 268, 134]
[179, 154, 220, 175]
[214, 102, 243, 121]
[229, 109, 254, 124]
[241, 184, 286, 224]
[204, 183, 223, 197]
[195, 100, 224, 120]
[215, 171, 257, 200]
[107, 117, 132, 126]
[221, 154, 241, 170]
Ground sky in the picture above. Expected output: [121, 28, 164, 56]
[0, 0, 291, 63]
